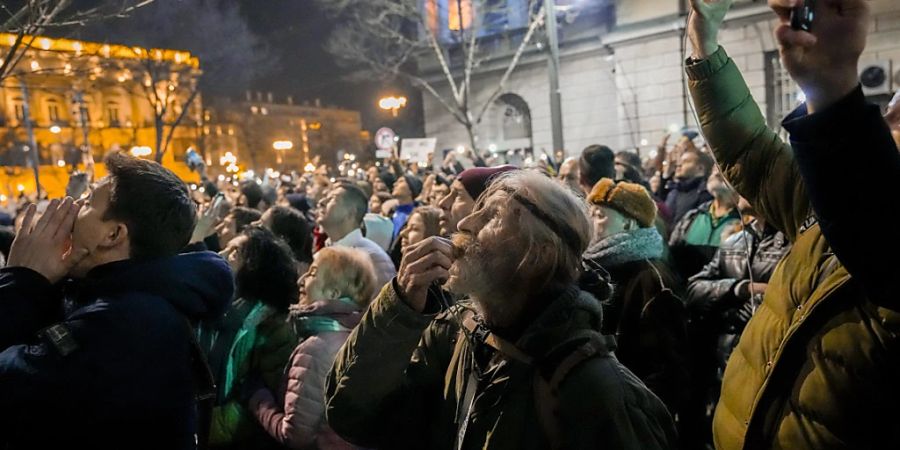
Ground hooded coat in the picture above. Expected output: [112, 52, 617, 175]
[0, 252, 233, 449]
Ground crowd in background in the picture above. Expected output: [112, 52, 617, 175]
[1, 0, 899, 449]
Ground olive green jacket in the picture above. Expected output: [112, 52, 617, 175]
[325, 281, 676, 449]
[688, 47, 900, 450]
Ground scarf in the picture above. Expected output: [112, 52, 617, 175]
[290, 297, 361, 338]
[583, 226, 664, 268]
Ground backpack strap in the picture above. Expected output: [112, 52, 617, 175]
[533, 333, 614, 450]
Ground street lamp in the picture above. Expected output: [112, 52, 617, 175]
[273, 140, 294, 151]
[378, 96, 408, 117]
[50, 125, 61, 134]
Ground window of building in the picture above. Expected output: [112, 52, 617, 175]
[448, 0, 474, 31]
[107, 101, 121, 127]
[47, 99, 61, 122]
[260, 107, 269, 115]
[13, 98, 25, 121]
[251, 106, 259, 114]
[764, 50, 802, 138]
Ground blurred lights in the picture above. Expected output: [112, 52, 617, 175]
[129, 146, 152, 157]
[304, 163, 316, 173]
[50, 125, 61, 134]
[640, 138, 649, 146]
[56, 160, 65, 167]
[668, 123, 681, 134]
[456, 145, 466, 154]
[16, 184, 25, 192]
[30, 60, 40, 71]
[40, 38, 51, 50]
[796, 91, 807, 103]
[378, 96, 408, 116]
[273, 140, 294, 151]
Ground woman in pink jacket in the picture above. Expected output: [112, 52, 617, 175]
[246, 247, 377, 449]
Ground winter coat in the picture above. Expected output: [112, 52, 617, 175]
[687, 223, 791, 361]
[325, 281, 677, 450]
[199, 298, 297, 448]
[664, 176, 713, 225]
[248, 300, 363, 449]
[0, 252, 233, 449]
[668, 200, 742, 281]
[688, 46, 900, 449]
[583, 227, 689, 416]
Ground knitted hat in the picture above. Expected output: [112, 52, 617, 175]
[402, 175, 423, 198]
[457, 165, 518, 201]
[377, 171, 395, 191]
[588, 178, 657, 228]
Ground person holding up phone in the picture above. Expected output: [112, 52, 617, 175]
[686, 0, 900, 449]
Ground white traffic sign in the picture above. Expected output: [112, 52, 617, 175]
[374, 127, 396, 150]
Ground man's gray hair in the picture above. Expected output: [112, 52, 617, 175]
[481, 170, 593, 289]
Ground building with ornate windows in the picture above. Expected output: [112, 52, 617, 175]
[0, 33, 202, 197]
[421, 0, 900, 159]
[205, 93, 365, 173]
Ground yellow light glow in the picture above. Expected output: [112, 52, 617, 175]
[40, 38, 51, 50]
[272, 140, 294, 151]
[30, 60, 40, 71]
[304, 163, 316, 173]
[16, 184, 25, 192]
[57, 160, 65, 167]
[50, 125, 61, 134]
[0, 195, 7, 202]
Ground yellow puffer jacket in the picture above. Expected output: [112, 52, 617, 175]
[687, 47, 900, 449]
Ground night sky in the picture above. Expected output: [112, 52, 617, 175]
[234, 0, 423, 138]
[61, 0, 424, 138]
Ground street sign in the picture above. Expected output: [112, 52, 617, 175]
[374, 127, 396, 150]
[375, 149, 392, 159]
[400, 138, 437, 163]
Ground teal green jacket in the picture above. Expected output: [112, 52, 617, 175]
[200, 300, 296, 447]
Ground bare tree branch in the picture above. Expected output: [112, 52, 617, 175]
[475, 5, 545, 125]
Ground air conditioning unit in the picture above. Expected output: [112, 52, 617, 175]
[859, 61, 893, 96]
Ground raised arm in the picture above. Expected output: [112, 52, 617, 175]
[686, 0, 810, 240]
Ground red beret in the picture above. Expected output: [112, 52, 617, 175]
[457, 165, 518, 201]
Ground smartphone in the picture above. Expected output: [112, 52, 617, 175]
[790, 0, 815, 32]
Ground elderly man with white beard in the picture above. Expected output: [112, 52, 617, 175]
[325, 170, 676, 450]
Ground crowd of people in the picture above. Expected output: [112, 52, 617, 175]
[1, 0, 899, 449]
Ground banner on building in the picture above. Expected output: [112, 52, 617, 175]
[400, 138, 437, 163]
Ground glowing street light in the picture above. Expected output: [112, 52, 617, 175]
[273, 140, 294, 151]
[129, 146, 152, 157]
[49, 125, 61, 134]
[378, 96, 408, 117]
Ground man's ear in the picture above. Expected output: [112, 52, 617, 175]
[99, 222, 129, 250]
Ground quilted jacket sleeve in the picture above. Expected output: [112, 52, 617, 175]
[687, 47, 810, 241]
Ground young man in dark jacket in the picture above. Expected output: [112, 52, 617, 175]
[0, 153, 233, 449]
[687, 0, 900, 448]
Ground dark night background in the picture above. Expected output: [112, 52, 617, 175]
[62, 0, 425, 140]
